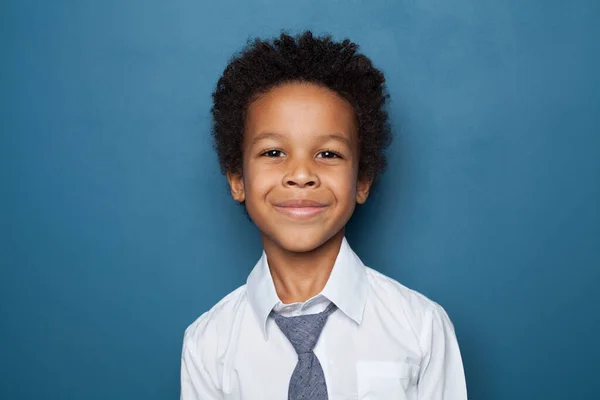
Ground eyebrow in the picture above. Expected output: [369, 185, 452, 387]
[251, 132, 352, 147]
[315, 133, 352, 147]
[251, 132, 286, 145]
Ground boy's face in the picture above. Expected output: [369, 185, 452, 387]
[227, 82, 371, 253]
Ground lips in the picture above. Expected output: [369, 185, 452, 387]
[273, 199, 328, 218]
[275, 199, 326, 207]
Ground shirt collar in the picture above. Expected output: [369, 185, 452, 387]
[246, 237, 368, 339]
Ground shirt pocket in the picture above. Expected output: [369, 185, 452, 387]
[356, 361, 419, 400]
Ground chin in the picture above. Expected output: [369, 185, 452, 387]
[281, 240, 324, 253]
[263, 227, 343, 254]
[280, 235, 325, 253]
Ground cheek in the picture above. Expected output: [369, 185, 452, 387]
[243, 162, 279, 197]
[323, 168, 357, 199]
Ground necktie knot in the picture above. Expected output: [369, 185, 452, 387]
[272, 303, 337, 355]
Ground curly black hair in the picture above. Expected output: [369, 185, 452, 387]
[211, 30, 392, 183]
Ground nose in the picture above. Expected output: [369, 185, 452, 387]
[282, 158, 320, 188]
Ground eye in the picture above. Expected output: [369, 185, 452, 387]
[261, 149, 285, 157]
[316, 150, 342, 159]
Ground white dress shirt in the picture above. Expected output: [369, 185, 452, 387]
[181, 237, 467, 399]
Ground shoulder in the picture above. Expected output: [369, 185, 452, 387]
[363, 266, 453, 334]
[183, 285, 248, 355]
[180, 286, 249, 394]
[364, 267, 441, 311]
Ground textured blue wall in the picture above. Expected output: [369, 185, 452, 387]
[1, 1, 599, 399]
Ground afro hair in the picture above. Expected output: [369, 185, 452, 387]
[211, 30, 392, 183]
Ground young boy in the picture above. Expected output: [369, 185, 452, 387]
[181, 31, 467, 399]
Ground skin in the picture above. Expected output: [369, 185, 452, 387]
[227, 82, 372, 303]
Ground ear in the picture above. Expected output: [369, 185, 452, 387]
[356, 177, 372, 204]
[226, 171, 245, 203]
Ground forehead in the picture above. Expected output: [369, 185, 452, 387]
[245, 82, 358, 141]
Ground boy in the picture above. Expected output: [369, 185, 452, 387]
[181, 31, 467, 399]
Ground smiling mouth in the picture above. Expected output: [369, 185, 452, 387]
[273, 200, 328, 219]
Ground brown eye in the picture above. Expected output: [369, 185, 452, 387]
[317, 151, 341, 159]
[262, 150, 285, 157]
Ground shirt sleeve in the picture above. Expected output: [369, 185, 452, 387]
[180, 325, 223, 400]
[417, 303, 468, 400]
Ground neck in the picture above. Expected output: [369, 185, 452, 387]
[262, 230, 345, 304]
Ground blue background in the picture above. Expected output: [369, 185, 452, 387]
[1, 0, 599, 399]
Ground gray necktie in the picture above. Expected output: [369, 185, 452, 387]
[272, 303, 338, 400]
